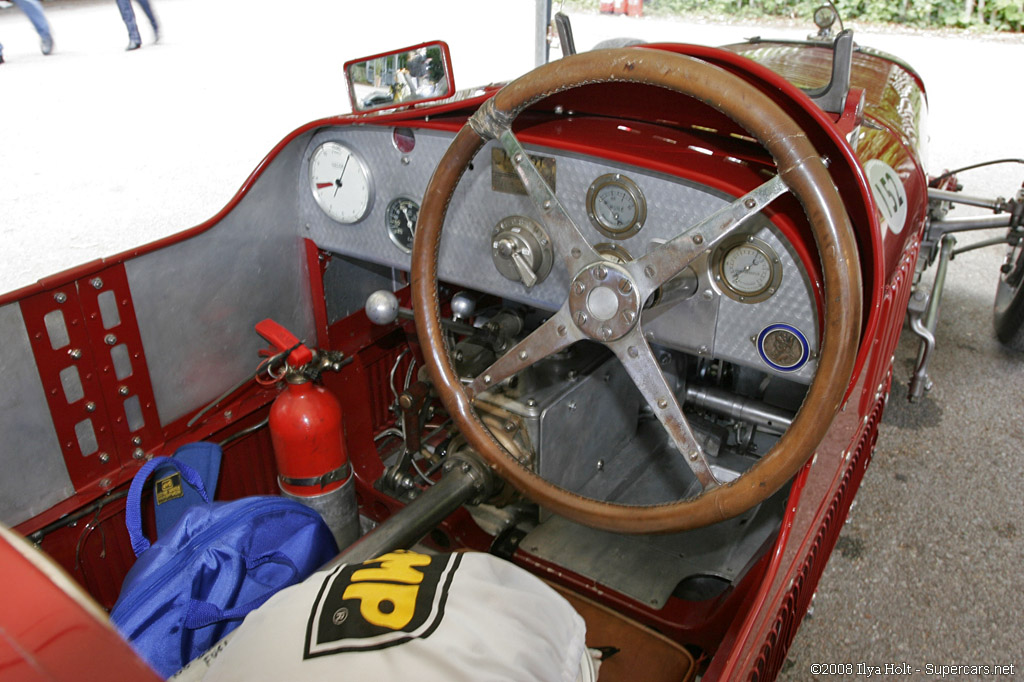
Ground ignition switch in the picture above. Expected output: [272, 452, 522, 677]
[491, 215, 554, 290]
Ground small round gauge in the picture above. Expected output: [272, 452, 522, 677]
[586, 174, 647, 240]
[594, 242, 633, 264]
[309, 141, 373, 224]
[757, 324, 810, 372]
[385, 197, 419, 253]
[713, 236, 782, 303]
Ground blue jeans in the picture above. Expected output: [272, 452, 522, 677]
[116, 0, 159, 44]
[11, 0, 52, 42]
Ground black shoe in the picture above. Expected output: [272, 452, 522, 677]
[41, 35, 53, 55]
[126, 39, 141, 51]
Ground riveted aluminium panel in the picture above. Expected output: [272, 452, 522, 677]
[0, 303, 74, 526]
[127, 137, 316, 427]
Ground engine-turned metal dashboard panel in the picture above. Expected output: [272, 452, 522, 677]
[301, 125, 820, 382]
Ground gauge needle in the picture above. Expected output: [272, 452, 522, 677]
[316, 182, 333, 190]
[334, 157, 351, 197]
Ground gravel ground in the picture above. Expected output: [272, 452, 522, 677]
[2, 2, 1022, 678]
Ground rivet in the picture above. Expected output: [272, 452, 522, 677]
[568, 401, 577, 412]
[571, 247, 582, 259]
[132, 448, 145, 460]
[484, 374, 492, 384]
[514, 153, 523, 164]
[104, 334, 117, 346]
[526, 398, 537, 407]
[744, 198, 757, 209]
[692, 234, 704, 245]
[504, 421, 517, 433]
[596, 459, 605, 471]
[85, 401, 97, 413]
[132, 436, 142, 446]
[118, 385, 130, 396]
[688, 451, 699, 461]
[90, 278, 104, 290]
[99, 452, 110, 463]
[542, 200, 552, 211]
[518, 350, 528, 360]
[68, 348, 83, 359]
[54, 292, 67, 304]
[658, 398, 668, 409]
[628, 346, 639, 358]
[701, 289, 714, 301]
[100, 478, 112, 489]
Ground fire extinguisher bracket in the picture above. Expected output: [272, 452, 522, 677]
[278, 462, 352, 489]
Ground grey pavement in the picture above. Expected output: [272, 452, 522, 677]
[2, 0, 1023, 677]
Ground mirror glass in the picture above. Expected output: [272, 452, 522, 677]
[346, 42, 453, 112]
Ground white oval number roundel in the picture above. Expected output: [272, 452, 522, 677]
[865, 159, 907, 235]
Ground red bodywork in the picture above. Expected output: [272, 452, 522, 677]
[0, 37, 929, 682]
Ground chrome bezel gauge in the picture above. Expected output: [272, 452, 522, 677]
[309, 141, 374, 224]
[712, 235, 782, 303]
[384, 197, 419, 253]
[586, 173, 647, 240]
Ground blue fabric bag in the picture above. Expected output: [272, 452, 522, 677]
[153, 442, 223, 537]
[110, 456, 339, 678]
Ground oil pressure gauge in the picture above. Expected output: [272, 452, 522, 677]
[385, 197, 418, 253]
[713, 235, 782, 303]
[586, 173, 647, 240]
[309, 141, 373, 224]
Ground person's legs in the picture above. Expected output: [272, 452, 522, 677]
[10, 0, 53, 54]
[115, 0, 142, 49]
[133, 0, 159, 37]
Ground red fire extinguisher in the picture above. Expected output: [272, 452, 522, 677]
[256, 319, 359, 550]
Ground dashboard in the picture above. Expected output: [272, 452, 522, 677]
[300, 125, 820, 383]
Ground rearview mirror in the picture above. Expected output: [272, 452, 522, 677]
[344, 41, 454, 113]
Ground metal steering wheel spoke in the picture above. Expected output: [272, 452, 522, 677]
[499, 129, 600, 273]
[629, 174, 790, 298]
[465, 304, 583, 401]
[607, 328, 721, 490]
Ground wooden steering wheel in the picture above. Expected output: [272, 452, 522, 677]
[412, 48, 861, 533]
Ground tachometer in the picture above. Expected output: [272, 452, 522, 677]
[586, 174, 647, 239]
[713, 236, 782, 303]
[385, 197, 419, 253]
[309, 141, 373, 224]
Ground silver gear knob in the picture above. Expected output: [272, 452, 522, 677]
[365, 290, 400, 326]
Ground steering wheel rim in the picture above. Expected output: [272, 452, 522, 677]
[412, 48, 862, 534]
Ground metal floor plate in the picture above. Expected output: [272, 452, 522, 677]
[519, 486, 787, 610]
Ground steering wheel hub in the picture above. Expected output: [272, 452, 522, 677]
[569, 262, 640, 341]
